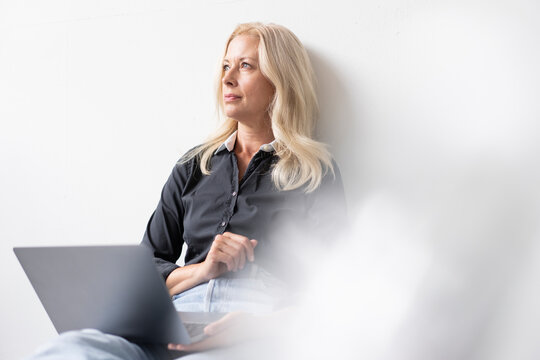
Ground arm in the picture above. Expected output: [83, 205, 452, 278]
[140, 161, 188, 281]
[166, 233, 258, 296]
[141, 160, 260, 295]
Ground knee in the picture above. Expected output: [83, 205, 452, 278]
[26, 329, 123, 360]
[56, 329, 108, 346]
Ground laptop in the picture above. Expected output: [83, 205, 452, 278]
[14, 245, 225, 345]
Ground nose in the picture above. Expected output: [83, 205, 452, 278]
[222, 67, 237, 87]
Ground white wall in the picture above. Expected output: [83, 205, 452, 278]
[1, 1, 539, 359]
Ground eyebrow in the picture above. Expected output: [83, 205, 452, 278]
[223, 57, 258, 63]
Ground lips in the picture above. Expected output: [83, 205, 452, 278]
[224, 94, 241, 102]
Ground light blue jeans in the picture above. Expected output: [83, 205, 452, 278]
[25, 264, 289, 360]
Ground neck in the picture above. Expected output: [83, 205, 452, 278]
[235, 121, 274, 156]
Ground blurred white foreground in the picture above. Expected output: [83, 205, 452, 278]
[284, 158, 540, 360]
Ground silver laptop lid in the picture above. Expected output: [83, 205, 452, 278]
[14, 245, 191, 345]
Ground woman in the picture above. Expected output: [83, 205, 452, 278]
[27, 22, 347, 359]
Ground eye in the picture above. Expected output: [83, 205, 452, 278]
[241, 62, 251, 69]
[223, 64, 230, 71]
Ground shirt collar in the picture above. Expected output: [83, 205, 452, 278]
[215, 131, 276, 154]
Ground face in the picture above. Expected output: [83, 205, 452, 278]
[222, 35, 275, 124]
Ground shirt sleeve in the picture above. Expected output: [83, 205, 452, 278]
[140, 160, 190, 280]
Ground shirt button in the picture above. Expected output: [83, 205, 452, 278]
[220, 221, 226, 227]
[232, 191, 237, 196]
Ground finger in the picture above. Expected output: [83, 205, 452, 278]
[169, 333, 226, 352]
[204, 312, 242, 336]
[212, 236, 241, 270]
[222, 232, 252, 248]
[219, 240, 245, 270]
[208, 242, 237, 272]
[215, 248, 237, 272]
[237, 248, 246, 270]
[243, 239, 258, 263]
[222, 232, 257, 262]
[215, 238, 245, 271]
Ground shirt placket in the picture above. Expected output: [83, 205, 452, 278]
[217, 153, 241, 234]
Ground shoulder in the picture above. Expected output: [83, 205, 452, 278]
[174, 145, 203, 173]
[159, 145, 203, 190]
[177, 144, 204, 164]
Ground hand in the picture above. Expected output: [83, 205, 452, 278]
[196, 232, 258, 282]
[168, 312, 265, 352]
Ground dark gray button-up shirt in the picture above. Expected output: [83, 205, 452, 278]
[141, 138, 347, 283]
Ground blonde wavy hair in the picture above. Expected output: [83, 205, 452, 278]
[184, 22, 334, 193]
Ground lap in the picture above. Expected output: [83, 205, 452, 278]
[26, 329, 283, 360]
[26, 329, 168, 360]
[27, 265, 289, 360]
[172, 263, 289, 313]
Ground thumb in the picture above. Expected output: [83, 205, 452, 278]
[204, 312, 242, 336]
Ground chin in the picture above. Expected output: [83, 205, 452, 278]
[223, 107, 238, 119]
[224, 110, 243, 121]
[224, 112, 237, 120]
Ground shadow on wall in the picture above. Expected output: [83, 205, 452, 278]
[308, 48, 366, 208]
